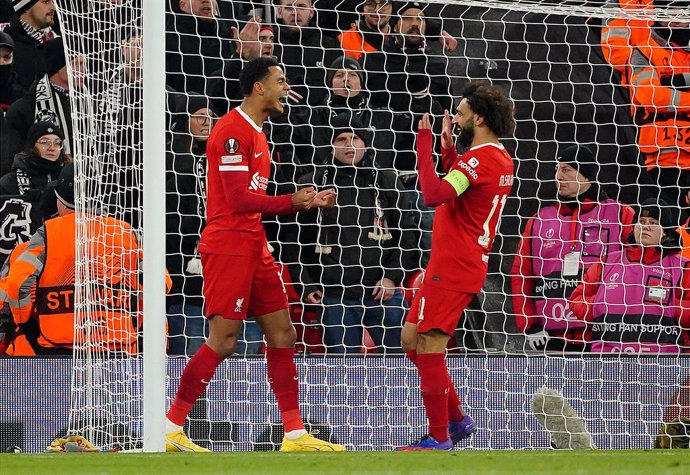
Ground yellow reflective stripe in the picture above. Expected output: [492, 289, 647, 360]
[443, 169, 471, 196]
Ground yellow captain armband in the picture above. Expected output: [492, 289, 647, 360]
[443, 169, 471, 196]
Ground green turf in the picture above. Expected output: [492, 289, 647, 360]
[1, 450, 688, 475]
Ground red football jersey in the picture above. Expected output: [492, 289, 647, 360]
[199, 107, 271, 257]
[426, 142, 514, 293]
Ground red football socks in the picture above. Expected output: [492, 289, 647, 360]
[167, 343, 223, 427]
[417, 352, 450, 442]
[408, 350, 465, 422]
[266, 346, 305, 432]
[446, 367, 466, 422]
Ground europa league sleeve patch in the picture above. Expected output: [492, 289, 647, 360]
[224, 138, 239, 154]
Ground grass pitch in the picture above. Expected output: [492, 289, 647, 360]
[2, 450, 688, 475]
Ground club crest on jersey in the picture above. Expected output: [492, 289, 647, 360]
[225, 138, 239, 154]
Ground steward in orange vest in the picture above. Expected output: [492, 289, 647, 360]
[5, 163, 171, 355]
[601, 0, 690, 211]
[0, 241, 37, 355]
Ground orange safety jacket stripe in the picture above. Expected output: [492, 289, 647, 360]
[338, 26, 378, 61]
[601, 2, 690, 168]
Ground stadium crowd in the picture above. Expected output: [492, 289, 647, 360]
[0, 0, 690, 357]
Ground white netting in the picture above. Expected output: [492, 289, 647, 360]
[48, 0, 690, 451]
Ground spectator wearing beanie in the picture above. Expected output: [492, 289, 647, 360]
[570, 197, 690, 354]
[0, 31, 26, 113]
[4, 0, 58, 91]
[0, 121, 67, 260]
[511, 144, 636, 353]
[283, 111, 420, 354]
[2, 36, 74, 173]
[284, 54, 415, 178]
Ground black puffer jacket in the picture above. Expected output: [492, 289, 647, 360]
[0, 152, 63, 259]
[285, 154, 421, 299]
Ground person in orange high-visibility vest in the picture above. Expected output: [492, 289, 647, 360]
[5, 163, 171, 355]
[601, 0, 690, 219]
[0, 241, 36, 356]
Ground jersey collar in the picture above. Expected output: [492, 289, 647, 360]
[235, 106, 263, 133]
[469, 142, 505, 151]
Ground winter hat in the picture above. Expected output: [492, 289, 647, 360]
[330, 112, 371, 148]
[326, 55, 364, 89]
[53, 162, 75, 209]
[177, 93, 215, 116]
[44, 37, 66, 77]
[25, 121, 65, 149]
[637, 198, 675, 230]
[13, 0, 39, 16]
[0, 31, 14, 51]
[556, 145, 598, 181]
[395, 1, 427, 16]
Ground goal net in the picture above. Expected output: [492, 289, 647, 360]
[51, 0, 690, 451]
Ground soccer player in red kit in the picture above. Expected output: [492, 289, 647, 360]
[165, 57, 345, 452]
[398, 81, 516, 450]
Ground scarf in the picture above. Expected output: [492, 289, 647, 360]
[20, 19, 56, 45]
[34, 74, 71, 155]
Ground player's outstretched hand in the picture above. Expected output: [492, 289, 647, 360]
[292, 187, 316, 211]
[418, 112, 432, 131]
[311, 188, 337, 209]
[441, 109, 454, 150]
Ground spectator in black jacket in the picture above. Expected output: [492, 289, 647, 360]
[282, 54, 416, 177]
[166, 0, 235, 96]
[165, 95, 213, 356]
[0, 31, 25, 113]
[360, 2, 453, 115]
[285, 113, 420, 353]
[274, 0, 342, 106]
[3, 0, 58, 91]
[0, 30, 26, 169]
[1, 37, 80, 173]
[0, 121, 66, 262]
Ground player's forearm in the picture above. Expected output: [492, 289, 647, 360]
[416, 129, 456, 207]
[221, 172, 295, 215]
[441, 144, 459, 173]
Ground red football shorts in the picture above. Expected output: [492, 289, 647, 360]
[201, 252, 288, 319]
[406, 283, 476, 335]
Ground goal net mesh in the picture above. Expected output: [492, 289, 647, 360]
[51, 0, 690, 451]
